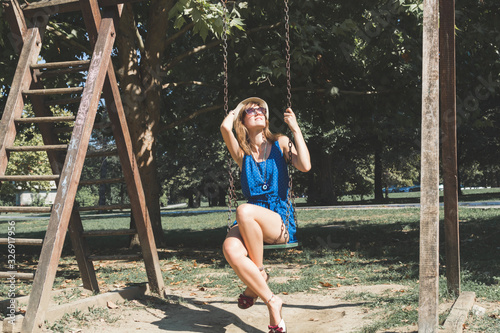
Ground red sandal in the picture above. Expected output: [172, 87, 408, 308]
[268, 319, 286, 333]
[237, 293, 257, 309]
[237, 266, 270, 310]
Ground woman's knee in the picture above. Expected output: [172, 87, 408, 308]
[222, 237, 247, 263]
[235, 203, 255, 223]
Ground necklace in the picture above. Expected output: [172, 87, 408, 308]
[254, 140, 269, 191]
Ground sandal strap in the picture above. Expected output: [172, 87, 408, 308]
[264, 293, 275, 305]
[268, 325, 285, 333]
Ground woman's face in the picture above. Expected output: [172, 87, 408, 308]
[242, 103, 267, 129]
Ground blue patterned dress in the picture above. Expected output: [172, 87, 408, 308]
[236, 140, 297, 244]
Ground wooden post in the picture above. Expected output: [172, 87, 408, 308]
[22, 17, 117, 333]
[439, 0, 460, 297]
[419, 0, 440, 332]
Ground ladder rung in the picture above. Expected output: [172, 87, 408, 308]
[82, 229, 137, 237]
[53, 126, 74, 134]
[87, 254, 142, 261]
[15, 116, 76, 123]
[86, 149, 118, 158]
[78, 204, 131, 212]
[0, 238, 43, 246]
[93, 122, 112, 130]
[0, 175, 59, 182]
[23, 87, 84, 95]
[6, 144, 68, 152]
[79, 177, 125, 186]
[0, 272, 34, 280]
[37, 68, 88, 79]
[0, 206, 51, 213]
[44, 97, 82, 106]
[31, 60, 91, 70]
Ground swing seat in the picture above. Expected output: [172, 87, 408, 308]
[264, 242, 299, 250]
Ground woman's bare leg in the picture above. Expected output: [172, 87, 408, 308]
[223, 204, 287, 326]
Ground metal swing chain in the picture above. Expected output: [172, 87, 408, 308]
[222, 0, 238, 231]
[283, 0, 297, 244]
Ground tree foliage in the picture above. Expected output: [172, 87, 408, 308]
[0, 0, 499, 228]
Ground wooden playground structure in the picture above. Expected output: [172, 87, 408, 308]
[0, 0, 477, 332]
[1, 0, 164, 331]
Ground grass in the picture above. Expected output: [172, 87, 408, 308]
[0, 191, 499, 332]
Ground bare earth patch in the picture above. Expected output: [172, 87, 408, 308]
[69, 284, 409, 333]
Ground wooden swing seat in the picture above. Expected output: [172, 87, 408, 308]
[264, 242, 299, 250]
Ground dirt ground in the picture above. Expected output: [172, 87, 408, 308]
[70, 284, 420, 333]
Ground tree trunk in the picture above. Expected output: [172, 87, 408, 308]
[115, 1, 175, 247]
[374, 141, 383, 202]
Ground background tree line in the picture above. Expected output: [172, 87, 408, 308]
[0, 0, 498, 244]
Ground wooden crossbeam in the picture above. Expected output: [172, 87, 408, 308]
[23, 0, 143, 18]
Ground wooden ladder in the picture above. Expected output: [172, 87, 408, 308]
[1, 1, 164, 331]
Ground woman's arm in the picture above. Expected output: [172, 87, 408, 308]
[220, 110, 244, 168]
[281, 108, 311, 172]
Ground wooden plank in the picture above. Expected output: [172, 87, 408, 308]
[418, 0, 440, 332]
[0, 206, 51, 213]
[31, 60, 90, 69]
[23, 87, 84, 95]
[85, 149, 118, 158]
[15, 116, 76, 123]
[22, 15, 118, 333]
[0, 238, 43, 246]
[66, 209, 100, 293]
[37, 67, 88, 78]
[3, 0, 27, 54]
[82, 229, 137, 237]
[23, 0, 143, 18]
[102, 40, 165, 296]
[0, 175, 59, 181]
[443, 292, 476, 333]
[6, 144, 68, 152]
[440, 0, 460, 296]
[0, 27, 42, 175]
[44, 97, 82, 106]
[0, 272, 34, 280]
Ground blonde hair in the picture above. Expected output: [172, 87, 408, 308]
[234, 102, 281, 156]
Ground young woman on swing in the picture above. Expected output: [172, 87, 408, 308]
[220, 97, 311, 333]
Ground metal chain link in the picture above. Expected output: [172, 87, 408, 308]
[280, 0, 296, 244]
[221, 0, 237, 231]
[222, 0, 229, 115]
[284, 0, 292, 109]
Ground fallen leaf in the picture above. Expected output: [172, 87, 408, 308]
[193, 301, 208, 305]
[319, 281, 333, 287]
[308, 318, 319, 321]
[107, 301, 119, 309]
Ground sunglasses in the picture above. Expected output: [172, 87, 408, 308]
[244, 107, 267, 116]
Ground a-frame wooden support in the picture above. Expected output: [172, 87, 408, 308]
[0, 1, 164, 331]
